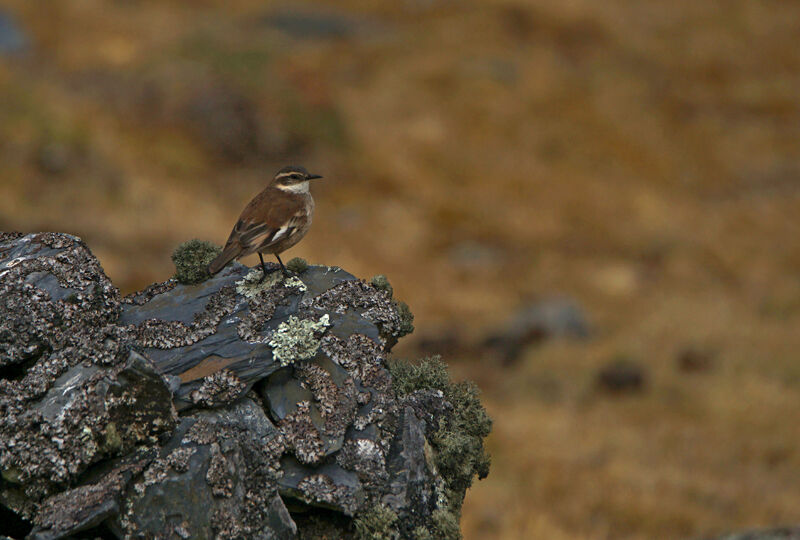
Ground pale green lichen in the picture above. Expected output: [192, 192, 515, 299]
[102, 422, 123, 453]
[268, 314, 330, 366]
[235, 268, 307, 298]
[354, 504, 399, 540]
[172, 239, 222, 284]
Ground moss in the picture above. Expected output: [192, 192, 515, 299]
[64, 292, 80, 304]
[413, 526, 433, 540]
[370, 275, 394, 297]
[286, 257, 309, 274]
[353, 504, 399, 540]
[392, 300, 415, 338]
[172, 239, 222, 285]
[431, 508, 461, 540]
[387, 356, 492, 532]
[268, 314, 331, 366]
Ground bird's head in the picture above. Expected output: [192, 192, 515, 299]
[271, 165, 323, 193]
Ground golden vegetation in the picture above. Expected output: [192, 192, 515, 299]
[1, 1, 799, 538]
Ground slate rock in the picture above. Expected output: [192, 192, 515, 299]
[0, 233, 175, 506]
[595, 358, 647, 394]
[707, 528, 800, 540]
[0, 9, 27, 54]
[485, 296, 590, 364]
[0, 231, 489, 540]
[112, 399, 295, 539]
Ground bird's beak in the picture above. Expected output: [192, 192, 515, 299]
[307, 174, 323, 180]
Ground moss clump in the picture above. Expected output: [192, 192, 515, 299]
[354, 504, 399, 540]
[268, 314, 330, 366]
[387, 356, 492, 537]
[392, 300, 415, 338]
[286, 257, 309, 274]
[431, 508, 461, 540]
[412, 526, 433, 540]
[172, 239, 222, 284]
[370, 274, 394, 297]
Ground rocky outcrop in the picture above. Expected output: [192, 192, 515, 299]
[0, 232, 491, 539]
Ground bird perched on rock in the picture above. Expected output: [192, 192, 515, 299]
[208, 165, 322, 281]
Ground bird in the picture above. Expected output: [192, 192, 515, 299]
[207, 165, 323, 281]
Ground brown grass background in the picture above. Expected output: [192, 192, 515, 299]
[1, 1, 799, 538]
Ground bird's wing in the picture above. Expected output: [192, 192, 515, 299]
[223, 188, 306, 253]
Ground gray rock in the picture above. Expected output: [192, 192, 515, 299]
[0, 231, 489, 539]
[706, 528, 800, 540]
[595, 358, 647, 394]
[112, 399, 295, 539]
[263, 8, 383, 40]
[0, 233, 175, 505]
[0, 10, 27, 54]
[485, 296, 590, 363]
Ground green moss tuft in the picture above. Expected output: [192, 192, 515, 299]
[387, 356, 492, 531]
[413, 526, 434, 540]
[370, 274, 394, 297]
[392, 300, 415, 338]
[286, 257, 309, 274]
[431, 508, 461, 540]
[172, 239, 222, 284]
[354, 504, 399, 540]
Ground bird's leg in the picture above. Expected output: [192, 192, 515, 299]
[258, 253, 269, 283]
[275, 254, 290, 277]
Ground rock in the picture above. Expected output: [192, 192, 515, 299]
[0, 233, 176, 505]
[0, 10, 27, 54]
[0, 232, 491, 539]
[484, 297, 590, 364]
[707, 527, 800, 540]
[111, 399, 295, 539]
[676, 346, 715, 373]
[595, 358, 647, 394]
[35, 142, 71, 176]
[263, 8, 381, 40]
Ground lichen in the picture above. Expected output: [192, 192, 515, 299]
[268, 314, 330, 366]
[172, 239, 222, 285]
[235, 268, 307, 298]
[387, 356, 492, 534]
[190, 369, 248, 408]
[369, 275, 393, 297]
[286, 257, 309, 274]
[353, 504, 399, 540]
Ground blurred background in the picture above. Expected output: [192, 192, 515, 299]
[1, 1, 799, 538]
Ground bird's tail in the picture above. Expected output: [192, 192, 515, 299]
[208, 244, 242, 275]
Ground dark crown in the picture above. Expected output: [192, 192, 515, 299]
[273, 165, 322, 183]
[275, 165, 310, 178]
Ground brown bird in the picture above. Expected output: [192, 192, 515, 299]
[208, 165, 323, 281]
